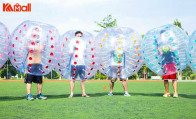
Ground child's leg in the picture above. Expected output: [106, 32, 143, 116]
[172, 80, 177, 93]
[164, 80, 169, 93]
[122, 80, 128, 93]
[109, 78, 115, 93]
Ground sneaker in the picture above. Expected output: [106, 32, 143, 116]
[124, 93, 131, 97]
[68, 94, 73, 98]
[26, 94, 34, 101]
[173, 92, 178, 98]
[36, 93, 47, 100]
[108, 92, 113, 96]
[163, 92, 170, 97]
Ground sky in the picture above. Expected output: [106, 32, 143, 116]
[0, 0, 196, 35]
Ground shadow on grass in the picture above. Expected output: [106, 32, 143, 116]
[44, 92, 196, 99]
[0, 93, 195, 101]
[0, 96, 25, 101]
[91, 92, 196, 99]
[131, 93, 196, 99]
[0, 93, 106, 101]
[0, 94, 69, 101]
[178, 94, 196, 99]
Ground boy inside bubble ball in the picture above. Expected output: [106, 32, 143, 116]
[25, 26, 47, 101]
[107, 34, 131, 97]
[158, 30, 178, 98]
[68, 31, 89, 98]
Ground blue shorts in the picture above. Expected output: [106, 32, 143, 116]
[109, 66, 126, 82]
[27, 63, 42, 76]
[71, 65, 85, 80]
[25, 64, 43, 84]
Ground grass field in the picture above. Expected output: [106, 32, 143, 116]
[0, 81, 195, 119]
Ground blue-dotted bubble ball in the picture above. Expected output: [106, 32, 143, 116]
[143, 24, 189, 75]
[56, 30, 98, 81]
[10, 20, 60, 76]
[187, 30, 196, 73]
[96, 27, 143, 79]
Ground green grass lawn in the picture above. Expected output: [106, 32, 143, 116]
[0, 81, 195, 119]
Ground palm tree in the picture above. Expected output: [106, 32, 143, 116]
[173, 19, 184, 80]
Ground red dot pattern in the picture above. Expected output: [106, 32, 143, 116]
[50, 52, 54, 56]
[57, 33, 97, 80]
[10, 22, 60, 76]
[30, 50, 34, 54]
[48, 59, 51, 63]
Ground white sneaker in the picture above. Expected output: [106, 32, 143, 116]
[124, 93, 131, 97]
[108, 93, 113, 96]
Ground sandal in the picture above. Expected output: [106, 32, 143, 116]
[173, 93, 178, 98]
[163, 92, 170, 97]
[82, 95, 90, 97]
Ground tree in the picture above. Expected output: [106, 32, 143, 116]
[173, 19, 194, 80]
[182, 66, 195, 80]
[95, 14, 117, 32]
[138, 34, 150, 80]
[0, 59, 17, 79]
[173, 19, 182, 29]
[45, 70, 60, 79]
[173, 19, 183, 80]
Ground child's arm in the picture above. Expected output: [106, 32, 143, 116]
[158, 47, 163, 55]
[169, 45, 175, 52]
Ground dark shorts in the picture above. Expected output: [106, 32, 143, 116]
[24, 64, 43, 84]
[71, 65, 85, 80]
[25, 74, 43, 84]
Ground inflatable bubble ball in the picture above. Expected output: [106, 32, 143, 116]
[0, 22, 10, 69]
[96, 27, 143, 79]
[187, 30, 196, 73]
[143, 24, 189, 75]
[56, 30, 98, 81]
[10, 20, 60, 76]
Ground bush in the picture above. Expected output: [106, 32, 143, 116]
[95, 71, 107, 80]
[45, 70, 60, 79]
[128, 73, 137, 80]
[190, 74, 195, 80]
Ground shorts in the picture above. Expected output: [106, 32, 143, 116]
[24, 64, 43, 84]
[27, 63, 43, 76]
[25, 74, 43, 84]
[162, 73, 177, 80]
[109, 66, 126, 82]
[71, 65, 85, 81]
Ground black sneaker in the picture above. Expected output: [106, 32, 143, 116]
[36, 93, 47, 100]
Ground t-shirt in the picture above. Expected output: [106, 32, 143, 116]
[69, 37, 86, 65]
[161, 51, 176, 66]
[110, 38, 125, 66]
